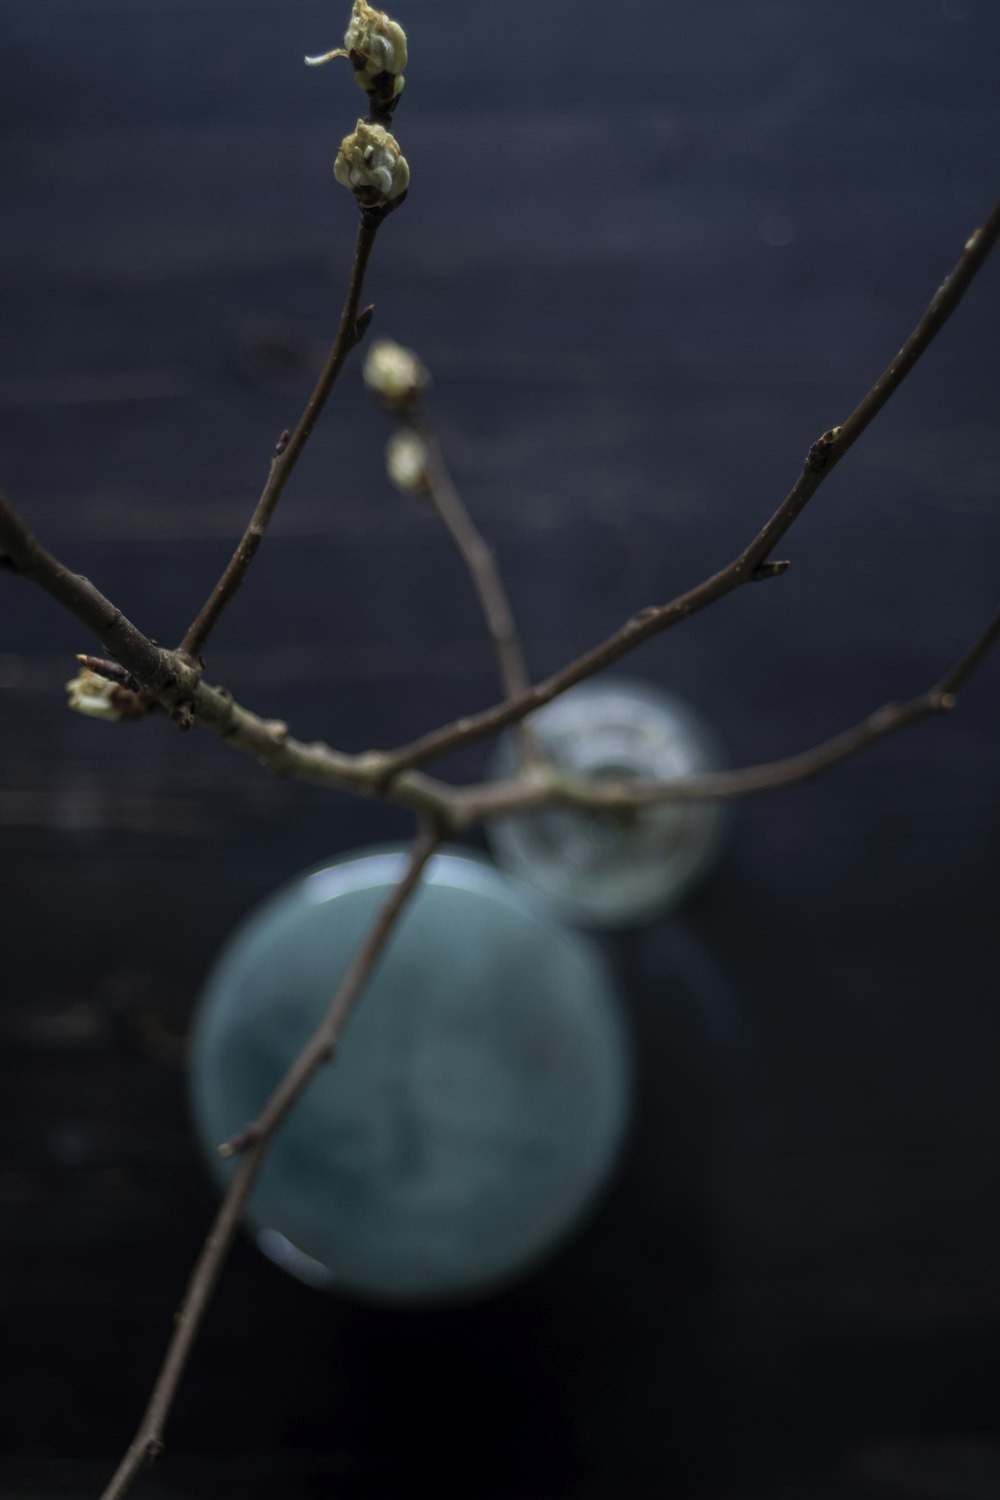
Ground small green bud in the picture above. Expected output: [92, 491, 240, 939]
[334, 119, 409, 206]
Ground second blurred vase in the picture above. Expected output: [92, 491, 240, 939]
[487, 678, 727, 927]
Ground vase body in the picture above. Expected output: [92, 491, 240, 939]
[189, 847, 630, 1302]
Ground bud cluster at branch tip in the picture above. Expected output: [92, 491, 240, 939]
[363, 338, 430, 412]
[335, 119, 409, 206]
[305, 0, 408, 106]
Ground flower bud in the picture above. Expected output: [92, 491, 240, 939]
[334, 120, 409, 206]
[306, 1, 407, 102]
[386, 429, 429, 494]
[363, 338, 429, 411]
[65, 669, 132, 722]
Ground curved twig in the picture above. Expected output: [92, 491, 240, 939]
[415, 417, 539, 760]
[178, 207, 385, 661]
[420, 424, 531, 707]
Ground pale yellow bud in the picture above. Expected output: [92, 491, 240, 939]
[65, 669, 129, 723]
[306, 1, 407, 100]
[386, 429, 429, 494]
[334, 120, 409, 206]
[363, 338, 429, 409]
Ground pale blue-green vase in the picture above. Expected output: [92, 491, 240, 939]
[189, 847, 631, 1302]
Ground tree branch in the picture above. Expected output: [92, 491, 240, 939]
[99, 821, 440, 1500]
[416, 417, 539, 760]
[451, 603, 1000, 821]
[375, 194, 1000, 779]
[421, 424, 530, 706]
[0, 486, 458, 812]
[0, 490, 179, 691]
[178, 207, 384, 662]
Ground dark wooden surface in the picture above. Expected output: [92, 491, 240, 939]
[2, 2, 1000, 1496]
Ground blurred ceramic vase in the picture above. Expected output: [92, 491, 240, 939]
[189, 848, 630, 1302]
[487, 679, 727, 927]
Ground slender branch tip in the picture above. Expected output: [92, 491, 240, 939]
[752, 559, 791, 581]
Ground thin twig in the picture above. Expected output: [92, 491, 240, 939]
[452, 602, 1000, 821]
[178, 208, 384, 661]
[376, 194, 1000, 779]
[417, 419, 539, 760]
[99, 822, 440, 1500]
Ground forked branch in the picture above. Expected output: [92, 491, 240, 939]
[2, 483, 997, 823]
[4, 198, 997, 823]
[376, 193, 1000, 779]
[454, 602, 1000, 821]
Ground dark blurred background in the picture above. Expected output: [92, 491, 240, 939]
[2, 1, 1000, 1497]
